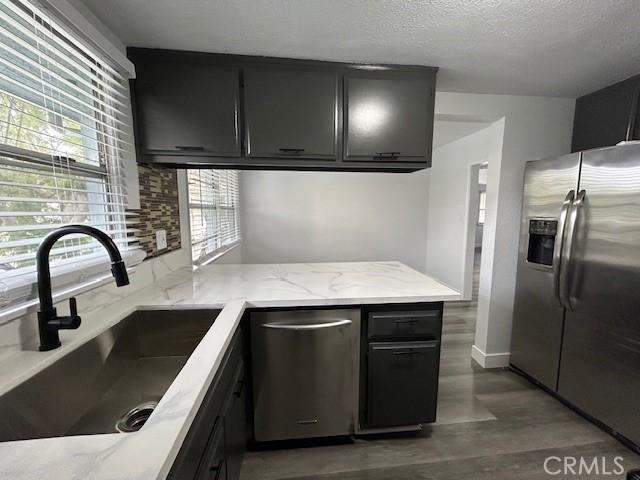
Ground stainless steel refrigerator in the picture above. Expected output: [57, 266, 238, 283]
[511, 142, 640, 448]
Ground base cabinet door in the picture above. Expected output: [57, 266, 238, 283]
[168, 329, 245, 480]
[366, 341, 439, 428]
[195, 419, 227, 480]
[223, 361, 247, 480]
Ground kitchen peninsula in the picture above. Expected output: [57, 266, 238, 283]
[0, 261, 460, 480]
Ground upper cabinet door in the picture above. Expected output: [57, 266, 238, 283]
[244, 66, 339, 159]
[133, 56, 241, 156]
[344, 73, 434, 163]
[572, 77, 640, 152]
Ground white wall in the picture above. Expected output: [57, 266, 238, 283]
[433, 93, 575, 367]
[237, 92, 574, 370]
[425, 124, 493, 296]
[240, 169, 430, 272]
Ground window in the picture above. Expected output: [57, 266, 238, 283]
[0, 0, 142, 309]
[478, 191, 486, 225]
[188, 169, 240, 265]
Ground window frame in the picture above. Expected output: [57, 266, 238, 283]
[186, 169, 241, 267]
[0, 0, 143, 313]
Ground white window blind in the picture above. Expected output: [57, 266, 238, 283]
[0, 0, 143, 309]
[188, 169, 240, 265]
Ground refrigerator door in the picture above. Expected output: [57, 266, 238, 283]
[510, 153, 580, 390]
[558, 143, 640, 446]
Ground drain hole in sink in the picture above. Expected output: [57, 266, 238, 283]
[116, 401, 158, 433]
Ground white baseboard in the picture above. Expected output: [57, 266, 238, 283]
[471, 345, 510, 369]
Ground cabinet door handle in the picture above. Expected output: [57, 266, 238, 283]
[392, 349, 421, 356]
[394, 318, 418, 324]
[278, 148, 305, 154]
[375, 151, 400, 158]
[209, 459, 224, 480]
[175, 145, 205, 151]
[233, 379, 244, 398]
[297, 419, 319, 425]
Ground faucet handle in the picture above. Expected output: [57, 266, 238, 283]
[69, 297, 78, 318]
[67, 297, 81, 328]
[47, 297, 81, 330]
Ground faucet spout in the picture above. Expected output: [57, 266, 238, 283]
[111, 260, 129, 287]
[36, 225, 130, 351]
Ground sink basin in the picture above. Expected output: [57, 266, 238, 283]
[0, 309, 219, 442]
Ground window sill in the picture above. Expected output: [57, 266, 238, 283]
[193, 241, 241, 269]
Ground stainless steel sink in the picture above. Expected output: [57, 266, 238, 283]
[0, 309, 219, 442]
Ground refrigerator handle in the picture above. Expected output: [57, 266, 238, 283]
[560, 190, 586, 310]
[554, 190, 575, 307]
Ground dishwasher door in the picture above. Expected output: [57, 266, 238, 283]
[251, 309, 360, 441]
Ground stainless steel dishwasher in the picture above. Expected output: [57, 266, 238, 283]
[251, 309, 360, 441]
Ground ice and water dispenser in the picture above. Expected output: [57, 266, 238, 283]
[527, 219, 557, 266]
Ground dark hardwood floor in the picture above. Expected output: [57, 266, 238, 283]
[240, 255, 640, 479]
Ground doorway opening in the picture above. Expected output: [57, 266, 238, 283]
[470, 164, 487, 322]
[447, 163, 487, 329]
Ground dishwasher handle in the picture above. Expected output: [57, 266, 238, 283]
[261, 319, 352, 330]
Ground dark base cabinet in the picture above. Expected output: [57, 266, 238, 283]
[194, 419, 226, 480]
[169, 329, 247, 480]
[366, 341, 439, 427]
[169, 303, 444, 478]
[222, 361, 246, 480]
[360, 304, 443, 430]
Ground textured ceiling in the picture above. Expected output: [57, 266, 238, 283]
[80, 0, 640, 97]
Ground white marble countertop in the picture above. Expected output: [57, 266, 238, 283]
[0, 261, 460, 480]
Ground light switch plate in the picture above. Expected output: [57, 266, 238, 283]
[156, 229, 167, 250]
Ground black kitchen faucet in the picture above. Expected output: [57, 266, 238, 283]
[36, 225, 130, 351]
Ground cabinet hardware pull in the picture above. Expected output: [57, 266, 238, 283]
[375, 151, 400, 158]
[278, 148, 305, 154]
[209, 459, 224, 480]
[394, 318, 418, 324]
[233, 380, 244, 397]
[175, 145, 205, 151]
[392, 350, 421, 355]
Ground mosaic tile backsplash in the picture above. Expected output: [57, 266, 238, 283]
[129, 164, 181, 259]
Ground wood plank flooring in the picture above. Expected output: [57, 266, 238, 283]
[240, 260, 640, 479]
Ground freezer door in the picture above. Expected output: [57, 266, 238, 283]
[510, 153, 580, 390]
[558, 143, 640, 446]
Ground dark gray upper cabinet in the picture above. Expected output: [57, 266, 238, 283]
[131, 51, 241, 157]
[572, 75, 640, 152]
[344, 71, 435, 163]
[244, 66, 338, 160]
[128, 48, 437, 171]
